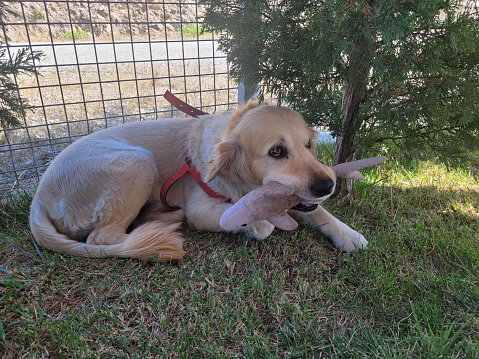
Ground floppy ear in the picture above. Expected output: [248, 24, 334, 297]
[308, 127, 318, 138]
[205, 135, 248, 182]
[307, 127, 319, 154]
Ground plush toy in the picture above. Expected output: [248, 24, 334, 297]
[219, 156, 386, 231]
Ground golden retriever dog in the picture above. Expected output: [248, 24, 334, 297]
[30, 101, 367, 260]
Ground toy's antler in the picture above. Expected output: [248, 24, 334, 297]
[332, 156, 387, 180]
[220, 156, 387, 231]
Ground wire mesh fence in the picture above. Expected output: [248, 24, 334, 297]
[0, 0, 239, 196]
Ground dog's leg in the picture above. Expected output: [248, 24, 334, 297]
[86, 178, 156, 245]
[291, 206, 368, 252]
[129, 203, 186, 232]
[81, 148, 160, 246]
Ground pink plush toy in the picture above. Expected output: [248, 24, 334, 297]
[219, 156, 386, 231]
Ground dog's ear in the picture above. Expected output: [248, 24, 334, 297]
[205, 135, 248, 182]
[308, 127, 319, 154]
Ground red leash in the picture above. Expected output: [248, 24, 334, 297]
[160, 151, 228, 211]
[163, 90, 207, 118]
[160, 91, 228, 211]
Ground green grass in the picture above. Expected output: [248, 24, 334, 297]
[1, 156, 478, 358]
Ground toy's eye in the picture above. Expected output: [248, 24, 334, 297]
[269, 145, 285, 158]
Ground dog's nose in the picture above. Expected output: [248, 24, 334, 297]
[310, 177, 335, 197]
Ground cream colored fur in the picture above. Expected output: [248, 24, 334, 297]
[30, 101, 367, 260]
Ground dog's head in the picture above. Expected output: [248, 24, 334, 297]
[206, 101, 336, 209]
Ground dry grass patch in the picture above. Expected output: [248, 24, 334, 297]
[1, 57, 237, 197]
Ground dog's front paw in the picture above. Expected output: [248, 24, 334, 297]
[332, 228, 368, 252]
[242, 220, 275, 240]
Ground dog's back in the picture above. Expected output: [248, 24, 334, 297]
[30, 118, 194, 260]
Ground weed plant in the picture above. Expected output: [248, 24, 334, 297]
[32, 8, 44, 20]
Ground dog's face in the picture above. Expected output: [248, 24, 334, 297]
[206, 103, 336, 207]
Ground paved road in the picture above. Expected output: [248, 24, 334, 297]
[7, 40, 226, 69]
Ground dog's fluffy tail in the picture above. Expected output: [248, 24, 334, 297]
[29, 205, 185, 261]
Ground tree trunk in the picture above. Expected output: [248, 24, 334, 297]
[332, 0, 377, 199]
[332, 43, 370, 198]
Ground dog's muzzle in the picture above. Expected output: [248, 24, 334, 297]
[290, 177, 334, 212]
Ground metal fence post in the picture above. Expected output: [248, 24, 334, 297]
[237, 0, 260, 105]
[238, 82, 260, 104]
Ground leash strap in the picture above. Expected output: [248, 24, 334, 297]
[160, 152, 229, 211]
[160, 160, 191, 211]
[163, 90, 208, 118]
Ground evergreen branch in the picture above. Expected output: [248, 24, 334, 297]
[204, 0, 273, 21]
[375, 125, 467, 145]
[374, 136, 405, 143]
[0, 42, 44, 128]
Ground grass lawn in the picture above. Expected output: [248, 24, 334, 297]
[1, 156, 478, 358]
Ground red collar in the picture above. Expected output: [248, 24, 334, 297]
[160, 151, 228, 211]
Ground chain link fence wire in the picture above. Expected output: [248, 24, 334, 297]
[0, 0, 239, 196]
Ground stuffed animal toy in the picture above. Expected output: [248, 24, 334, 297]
[219, 156, 386, 231]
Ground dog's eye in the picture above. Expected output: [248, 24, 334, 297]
[269, 145, 285, 158]
[306, 141, 312, 149]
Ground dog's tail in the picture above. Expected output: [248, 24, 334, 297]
[29, 203, 185, 261]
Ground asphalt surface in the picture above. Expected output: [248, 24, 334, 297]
[7, 40, 225, 69]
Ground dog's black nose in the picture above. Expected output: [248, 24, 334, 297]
[310, 177, 335, 198]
